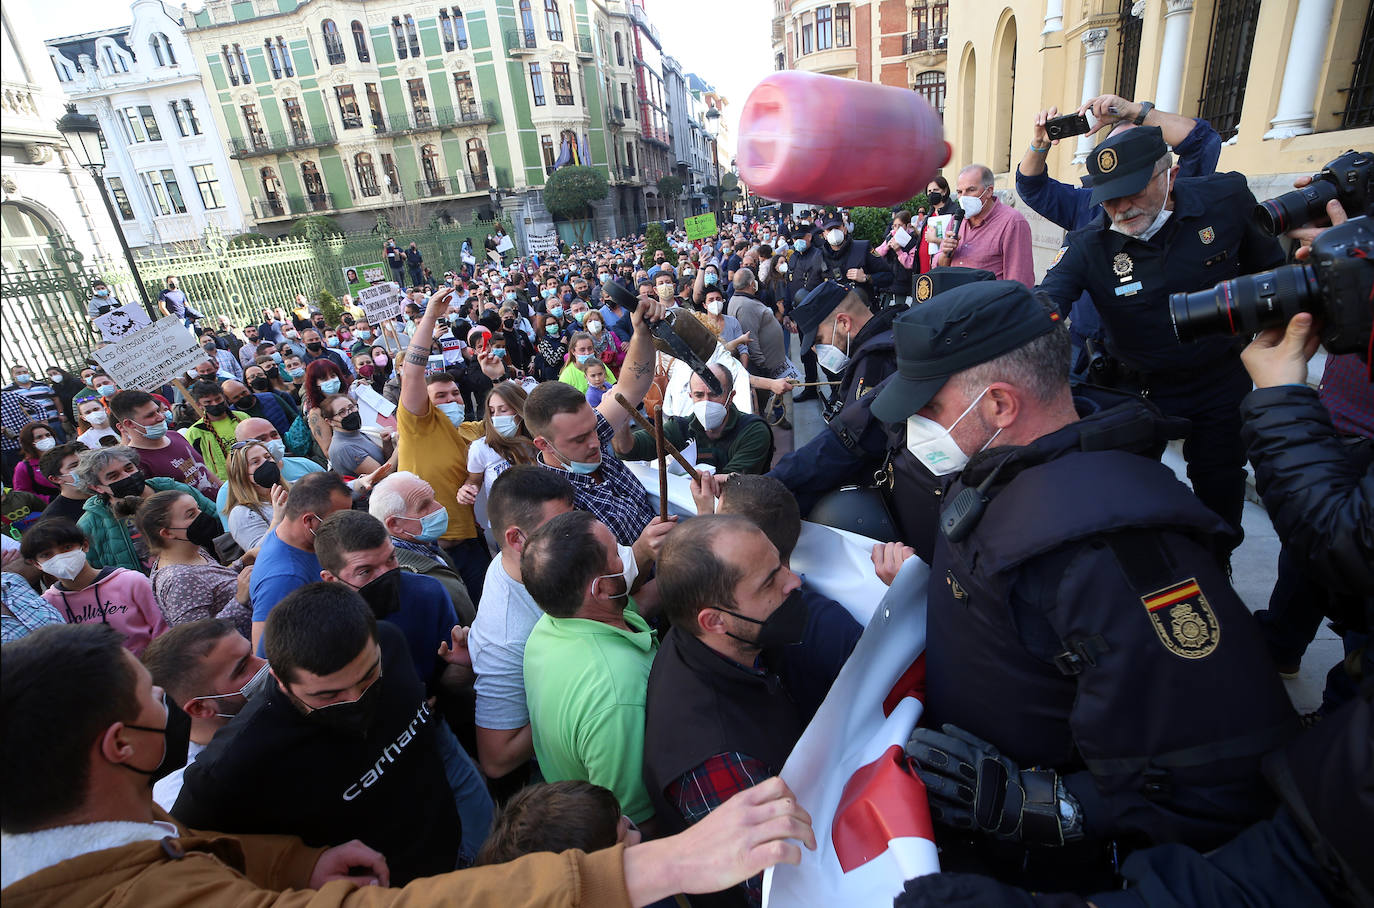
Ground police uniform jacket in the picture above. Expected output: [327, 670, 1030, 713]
[819, 238, 894, 307]
[1037, 172, 1284, 378]
[824, 303, 907, 420]
[926, 399, 1298, 853]
[788, 243, 827, 299]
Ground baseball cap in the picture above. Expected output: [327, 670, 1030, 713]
[912, 266, 996, 304]
[870, 281, 1061, 423]
[1086, 126, 1168, 207]
[790, 281, 853, 353]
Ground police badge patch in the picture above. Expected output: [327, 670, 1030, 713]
[1142, 579, 1220, 658]
[1049, 247, 1067, 270]
[915, 274, 933, 302]
[1097, 148, 1118, 173]
[1198, 226, 1216, 245]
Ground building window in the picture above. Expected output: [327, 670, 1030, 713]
[141, 169, 187, 216]
[381, 153, 401, 193]
[169, 100, 201, 137]
[192, 164, 224, 209]
[260, 167, 285, 215]
[545, 0, 563, 40]
[323, 20, 346, 64]
[234, 44, 251, 83]
[625, 141, 635, 176]
[107, 176, 135, 219]
[404, 15, 421, 57]
[408, 78, 432, 127]
[453, 8, 469, 49]
[835, 3, 851, 47]
[614, 32, 624, 66]
[1115, 0, 1142, 101]
[913, 70, 946, 119]
[454, 71, 477, 116]
[120, 108, 144, 143]
[136, 105, 162, 141]
[51, 55, 73, 81]
[801, 15, 814, 55]
[355, 152, 381, 196]
[242, 104, 266, 148]
[519, 0, 536, 45]
[266, 38, 283, 78]
[420, 144, 442, 193]
[552, 62, 574, 105]
[816, 7, 833, 51]
[222, 45, 239, 85]
[1197, 0, 1260, 140]
[529, 62, 546, 106]
[150, 33, 176, 67]
[301, 162, 327, 206]
[335, 85, 363, 129]
[1341, 0, 1374, 128]
[102, 45, 128, 74]
[620, 82, 630, 113]
[170, 100, 189, 136]
[392, 18, 408, 59]
[365, 83, 384, 129]
[283, 97, 308, 141]
[351, 21, 370, 62]
[541, 134, 556, 173]
[440, 9, 456, 52]
[467, 137, 490, 189]
[278, 37, 294, 75]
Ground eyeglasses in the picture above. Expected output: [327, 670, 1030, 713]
[331, 405, 359, 419]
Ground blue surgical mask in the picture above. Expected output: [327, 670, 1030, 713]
[550, 442, 600, 475]
[704, 273, 718, 286]
[492, 414, 519, 437]
[97, 384, 116, 397]
[140, 419, 168, 440]
[318, 377, 342, 395]
[550, 306, 564, 318]
[264, 438, 286, 460]
[793, 239, 807, 253]
[271, 353, 284, 364]
[287, 367, 305, 380]
[437, 401, 465, 426]
[326, 337, 340, 348]
[493, 347, 507, 358]
[577, 353, 595, 364]
[358, 330, 372, 341]
[406, 506, 450, 542]
[541, 288, 555, 299]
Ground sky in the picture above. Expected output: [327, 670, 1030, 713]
[26, 0, 775, 135]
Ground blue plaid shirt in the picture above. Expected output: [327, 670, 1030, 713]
[538, 413, 655, 545]
[1, 572, 65, 643]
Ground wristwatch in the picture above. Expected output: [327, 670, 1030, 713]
[1133, 101, 1154, 125]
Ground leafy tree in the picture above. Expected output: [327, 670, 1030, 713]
[640, 222, 675, 271]
[543, 166, 609, 243]
[288, 215, 344, 238]
[316, 287, 344, 326]
[656, 174, 683, 200]
[227, 232, 272, 248]
[849, 207, 893, 246]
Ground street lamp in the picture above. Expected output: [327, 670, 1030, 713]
[56, 104, 157, 320]
[704, 105, 721, 227]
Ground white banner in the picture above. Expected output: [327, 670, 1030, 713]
[92, 317, 205, 391]
[357, 281, 402, 323]
[528, 232, 561, 257]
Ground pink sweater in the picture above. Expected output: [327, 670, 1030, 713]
[42, 567, 169, 656]
[945, 198, 1036, 287]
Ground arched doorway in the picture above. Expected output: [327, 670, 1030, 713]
[959, 44, 977, 164]
[992, 14, 1018, 174]
[259, 166, 284, 216]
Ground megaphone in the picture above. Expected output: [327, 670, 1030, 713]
[601, 280, 724, 396]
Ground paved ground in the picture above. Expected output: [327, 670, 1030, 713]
[776, 398, 1341, 715]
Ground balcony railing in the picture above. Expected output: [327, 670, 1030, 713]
[229, 125, 336, 158]
[442, 37, 470, 52]
[506, 28, 537, 52]
[547, 28, 564, 41]
[324, 41, 346, 65]
[376, 101, 498, 135]
[415, 175, 488, 197]
[359, 184, 382, 198]
[904, 28, 948, 54]
[573, 33, 593, 57]
[286, 192, 336, 214]
[255, 196, 287, 219]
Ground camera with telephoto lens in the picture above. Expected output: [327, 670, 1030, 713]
[1169, 215, 1374, 356]
[1254, 150, 1374, 235]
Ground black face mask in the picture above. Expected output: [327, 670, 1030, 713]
[720, 588, 809, 650]
[204, 402, 229, 418]
[234, 396, 258, 412]
[250, 376, 272, 392]
[927, 191, 944, 206]
[252, 459, 281, 488]
[339, 411, 362, 432]
[301, 674, 383, 736]
[503, 319, 515, 330]
[122, 695, 192, 784]
[178, 510, 222, 550]
[356, 567, 402, 618]
[108, 471, 146, 499]
[306, 342, 324, 353]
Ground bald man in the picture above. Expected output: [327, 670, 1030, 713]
[222, 377, 298, 438]
[614, 363, 775, 475]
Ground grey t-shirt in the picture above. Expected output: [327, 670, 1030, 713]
[327, 430, 383, 476]
[468, 557, 543, 730]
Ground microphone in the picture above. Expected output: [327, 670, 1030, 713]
[949, 206, 965, 241]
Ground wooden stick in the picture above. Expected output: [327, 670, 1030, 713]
[653, 405, 669, 522]
[615, 392, 700, 482]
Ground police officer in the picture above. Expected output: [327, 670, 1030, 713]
[788, 280, 907, 419]
[770, 268, 994, 555]
[815, 213, 893, 310]
[881, 280, 1297, 892]
[1037, 127, 1284, 538]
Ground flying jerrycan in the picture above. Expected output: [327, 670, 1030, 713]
[736, 71, 951, 208]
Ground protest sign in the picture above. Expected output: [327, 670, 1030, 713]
[92, 317, 206, 391]
[684, 213, 718, 241]
[528, 232, 561, 257]
[342, 262, 387, 296]
[440, 336, 466, 366]
[92, 305, 151, 342]
[496, 235, 515, 254]
[357, 281, 402, 322]
[733, 214, 747, 224]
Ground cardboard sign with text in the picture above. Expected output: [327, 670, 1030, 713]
[92, 317, 205, 391]
[357, 281, 402, 323]
[528, 233, 561, 257]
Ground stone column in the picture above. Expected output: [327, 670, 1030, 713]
[1264, 0, 1337, 138]
[1154, 0, 1195, 115]
[1073, 29, 1111, 164]
[1042, 0, 1064, 35]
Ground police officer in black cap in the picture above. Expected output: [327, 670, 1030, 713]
[770, 268, 994, 555]
[788, 280, 906, 419]
[815, 213, 893, 310]
[881, 280, 1297, 892]
[1037, 126, 1284, 539]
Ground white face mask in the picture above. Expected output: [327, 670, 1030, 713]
[39, 548, 87, 581]
[1110, 170, 1172, 241]
[905, 387, 1000, 476]
[825, 228, 845, 246]
[958, 192, 985, 219]
[706, 300, 723, 316]
[813, 315, 850, 374]
[33, 437, 56, 452]
[85, 409, 109, 426]
[692, 399, 728, 431]
[777, 261, 788, 274]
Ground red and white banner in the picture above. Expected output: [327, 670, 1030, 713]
[764, 557, 939, 906]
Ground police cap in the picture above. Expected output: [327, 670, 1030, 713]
[913, 266, 996, 304]
[1087, 126, 1168, 207]
[870, 280, 1060, 423]
[791, 281, 855, 353]
[820, 213, 845, 230]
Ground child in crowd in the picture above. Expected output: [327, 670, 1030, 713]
[474, 781, 640, 867]
[583, 361, 614, 408]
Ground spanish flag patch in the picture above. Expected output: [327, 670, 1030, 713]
[1142, 578, 1220, 659]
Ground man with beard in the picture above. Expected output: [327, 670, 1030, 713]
[1036, 126, 1284, 539]
[815, 213, 892, 310]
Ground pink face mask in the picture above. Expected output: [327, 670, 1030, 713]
[372, 354, 388, 366]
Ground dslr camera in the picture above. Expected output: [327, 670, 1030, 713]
[1170, 216, 1374, 357]
[1254, 150, 1374, 235]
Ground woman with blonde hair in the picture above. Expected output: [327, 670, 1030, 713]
[456, 381, 537, 521]
[222, 440, 289, 551]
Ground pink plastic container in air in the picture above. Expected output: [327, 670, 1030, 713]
[737, 71, 951, 208]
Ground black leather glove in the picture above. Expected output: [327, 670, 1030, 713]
[894, 872, 1082, 908]
[905, 724, 1083, 846]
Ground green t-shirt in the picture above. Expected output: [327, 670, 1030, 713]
[558, 361, 615, 393]
[626, 408, 774, 475]
[523, 607, 657, 822]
